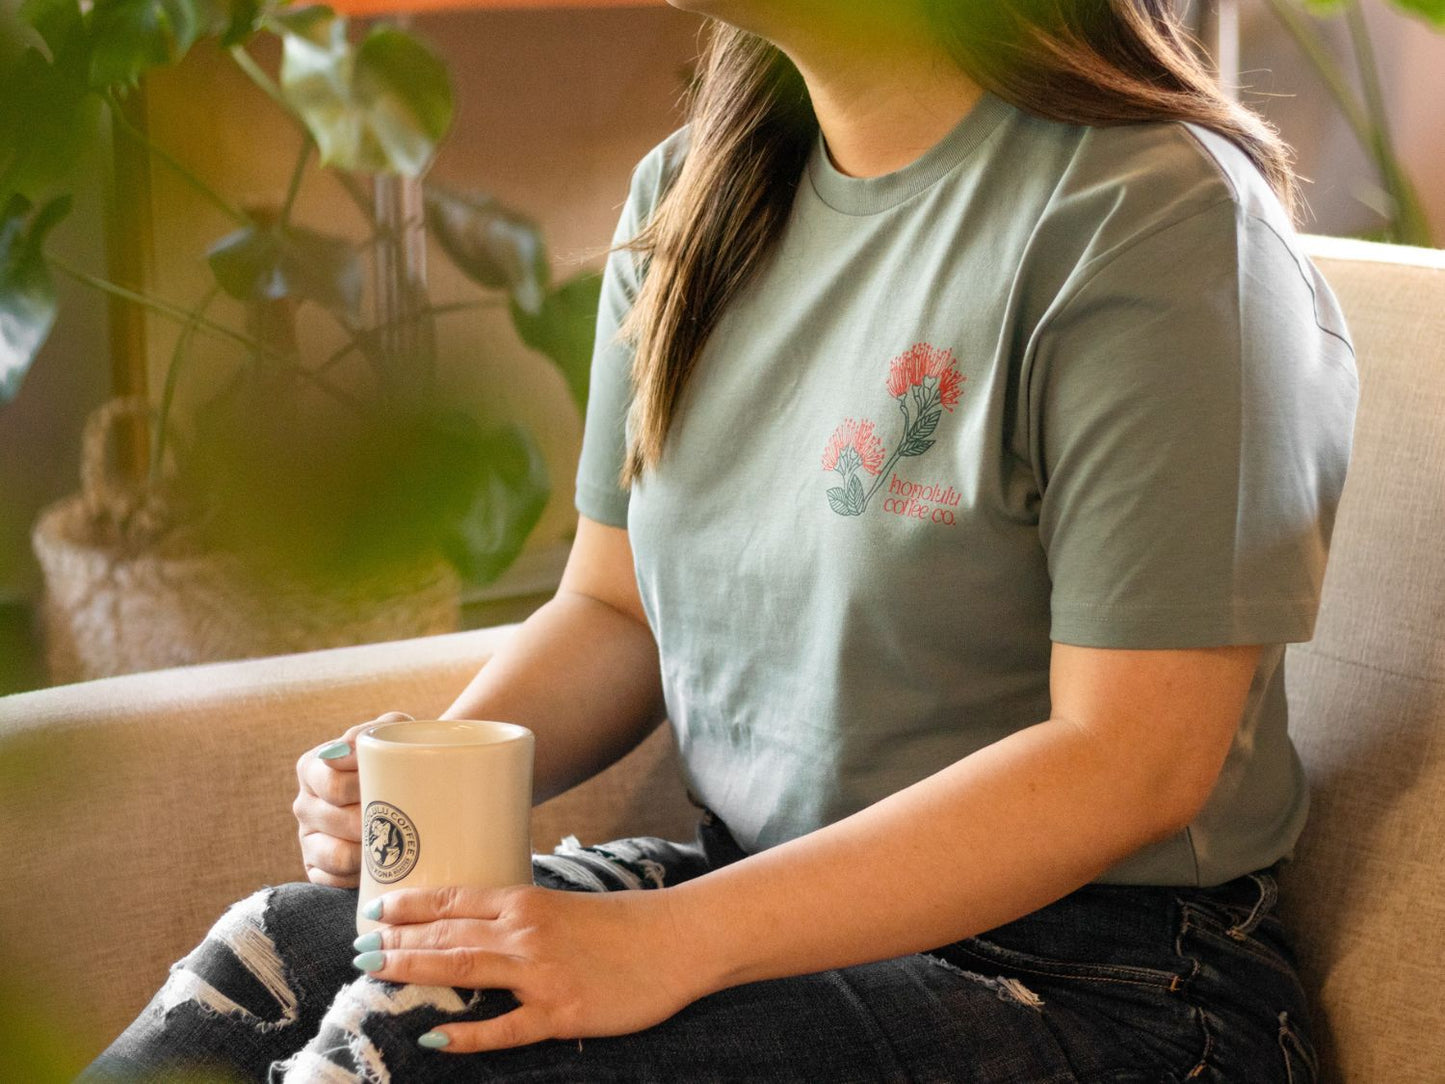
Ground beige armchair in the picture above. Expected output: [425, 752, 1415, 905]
[2, 235, 1442, 1082]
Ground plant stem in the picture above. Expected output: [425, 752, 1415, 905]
[151, 284, 221, 487]
[1343, 0, 1391, 154]
[1341, 0, 1434, 245]
[280, 138, 313, 228]
[51, 255, 375, 424]
[228, 44, 285, 109]
[316, 296, 506, 374]
[288, 364, 370, 415]
[49, 254, 275, 358]
[106, 92, 251, 226]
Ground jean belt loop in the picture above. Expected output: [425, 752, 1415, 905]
[1228, 870, 1279, 939]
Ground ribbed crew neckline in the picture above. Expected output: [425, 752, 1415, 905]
[806, 91, 1013, 216]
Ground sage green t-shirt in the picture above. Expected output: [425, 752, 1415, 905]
[575, 91, 1359, 886]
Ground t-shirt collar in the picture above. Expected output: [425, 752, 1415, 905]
[806, 90, 1013, 216]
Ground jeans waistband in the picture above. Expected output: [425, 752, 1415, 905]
[693, 805, 751, 871]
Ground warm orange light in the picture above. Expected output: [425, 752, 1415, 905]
[324, 0, 661, 17]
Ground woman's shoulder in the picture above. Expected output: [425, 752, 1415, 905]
[625, 124, 692, 221]
[1020, 111, 1306, 292]
[1018, 113, 1354, 365]
[1005, 108, 1323, 312]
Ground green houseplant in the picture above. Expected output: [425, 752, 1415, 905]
[0, 0, 602, 679]
[1262, 0, 1442, 246]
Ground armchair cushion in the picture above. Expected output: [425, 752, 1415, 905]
[1275, 235, 1445, 1083]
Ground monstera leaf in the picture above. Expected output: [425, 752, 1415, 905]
[85, 0, 206, 89]
[184, 384, 549, 588]
[215, 0, 262, 46]
[19, 0, 85, 60]
[0, 44, 102, 204]
[0, 194, 70, 404]
[276, 6, 451, 176]
[424, 181, 603, 412]
[508, 268, 603, 413]
[440, 423, 550, 588]
[207, 218, 362, 318]
[424, 183, 548, 316]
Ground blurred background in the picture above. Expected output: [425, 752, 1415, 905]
[0, 0, 1441, 697]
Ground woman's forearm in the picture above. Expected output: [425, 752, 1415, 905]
[440, 590, 667, 804]
[668, 716, 1195, 995]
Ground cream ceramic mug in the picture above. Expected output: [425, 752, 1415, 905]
[354, 719, 535, 936]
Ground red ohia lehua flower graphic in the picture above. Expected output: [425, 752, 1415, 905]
[886, 342, 963, 411]
[821, 417, 886, 476]
[820, 416, 885, 517]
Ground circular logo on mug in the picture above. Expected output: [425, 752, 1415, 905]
[363, 801, 420, 884]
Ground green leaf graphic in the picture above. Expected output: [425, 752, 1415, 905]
[826, 486, 851, 516]
[847, 472, 866, 513]
[898, 437, 935, 457]
[912, 405, 942, 442]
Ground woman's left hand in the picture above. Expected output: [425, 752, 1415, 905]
[355, 883, 707, 1053]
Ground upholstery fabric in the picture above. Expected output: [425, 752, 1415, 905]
[1276, 235, 1445, 1083]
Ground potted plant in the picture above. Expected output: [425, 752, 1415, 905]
[0, 0, 602, 681]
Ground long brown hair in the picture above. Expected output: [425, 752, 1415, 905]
[612, 1, 1298, 485]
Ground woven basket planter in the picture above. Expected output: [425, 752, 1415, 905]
[31, 397, 461, 685]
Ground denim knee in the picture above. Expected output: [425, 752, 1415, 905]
[267, 977, 518, 1082]
[143, 883, 356, 1034]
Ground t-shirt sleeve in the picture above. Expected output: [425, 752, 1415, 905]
[573, 144, 667, 528]
[1031, 199, 1359, 649]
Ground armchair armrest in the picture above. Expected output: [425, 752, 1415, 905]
[0, 625, 694, 1064]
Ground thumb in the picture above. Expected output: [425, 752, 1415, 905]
[318, 712, 415, 765]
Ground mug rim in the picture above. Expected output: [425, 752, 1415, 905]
[357, 718, 533, 749]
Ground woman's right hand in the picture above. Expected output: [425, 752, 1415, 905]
[294, 711, 414, 887]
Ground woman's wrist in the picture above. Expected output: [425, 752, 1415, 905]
[655, 877, 745, 1001]
[647, 884, 734, 1005]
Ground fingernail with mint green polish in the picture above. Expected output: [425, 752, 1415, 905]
[352, 931, 381, 953]
[317, 740, 351, 760]
[418, 1031, 451, 1049]
[353, 950, 384, 972]
[362, 897, 384, 920]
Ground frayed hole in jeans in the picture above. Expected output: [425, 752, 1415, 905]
[921, 952, 1046, 1010]
[150, 887, 300, 1034]
[274, 978, 482, 1084]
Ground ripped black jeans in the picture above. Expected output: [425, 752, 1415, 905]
[81, 814, 1320, 1082]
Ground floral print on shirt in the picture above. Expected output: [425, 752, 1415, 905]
[822, 342, 966, 517]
